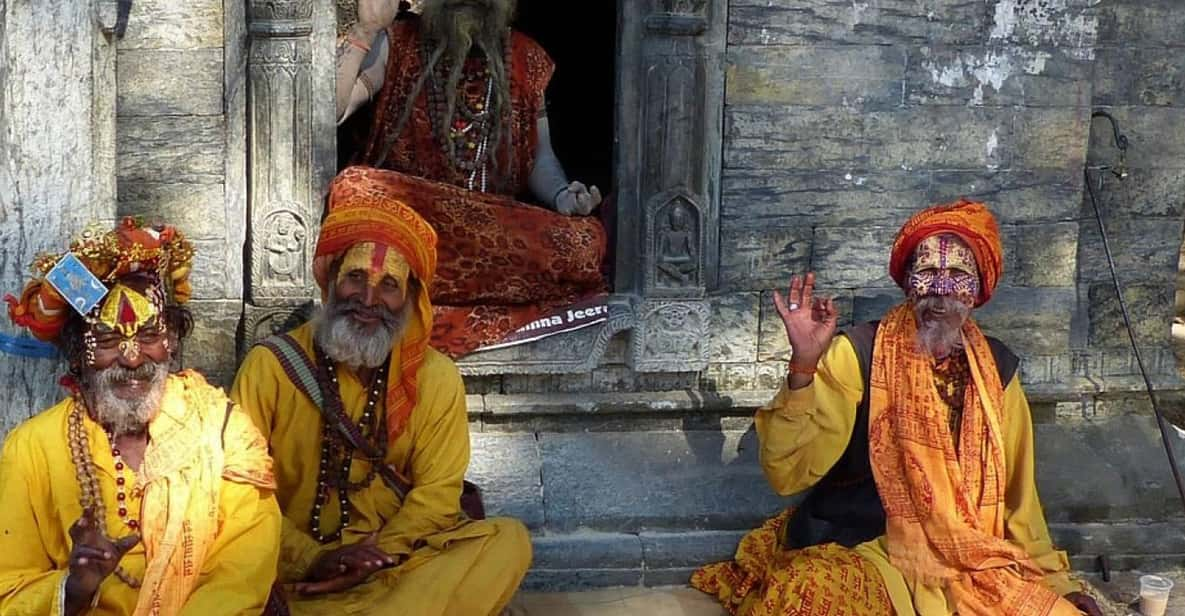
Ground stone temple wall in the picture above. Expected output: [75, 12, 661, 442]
[3, 0, 1185, 590]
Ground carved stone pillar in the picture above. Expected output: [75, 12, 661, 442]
[241, 0, 336, 354]
[617, 0, 725, 372]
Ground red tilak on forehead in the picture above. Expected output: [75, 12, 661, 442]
[118, 293, 137, 326]
[371, 243, 389, 274]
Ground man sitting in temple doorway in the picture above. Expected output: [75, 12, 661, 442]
[333, 0, 609, 358]
[692, 200, 1104, 616]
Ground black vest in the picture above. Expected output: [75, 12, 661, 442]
[782, 321, 1020, 549]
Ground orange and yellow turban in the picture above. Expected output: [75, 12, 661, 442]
[889, 198, 1003, 307]
[5, 217, 194, 343]
[315, 166, 439, 443]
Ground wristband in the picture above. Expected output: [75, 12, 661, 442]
[787, 362, 817, 376]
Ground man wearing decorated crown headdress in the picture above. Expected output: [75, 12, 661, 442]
[331, 0, 609, 358]
[231, 168, 532, 615]
[0, 218, 282, 616]
[691, 200, 1104, 616]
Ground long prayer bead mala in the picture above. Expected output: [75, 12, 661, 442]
[309, 347, 389, 544]
[67, 397, 142, 588]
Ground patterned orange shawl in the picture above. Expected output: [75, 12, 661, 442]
[134, 371, 275, 616]
[868, 304, 1079, 615]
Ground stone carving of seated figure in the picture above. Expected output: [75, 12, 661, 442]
[334, 0, 609, 358]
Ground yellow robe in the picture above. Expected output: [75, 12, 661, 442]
[0, 378, 281, 616]
[753, 335, 1079, 616]
[231, 323, 532, 616]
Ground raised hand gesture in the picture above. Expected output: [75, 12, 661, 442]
[772, 273, 838, 373]
[64, 506, 140, 616]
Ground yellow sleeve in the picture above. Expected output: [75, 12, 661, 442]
[0, 428, 68, 616]
[230, 347, 329, 582]
[1002, 377, 1080, 596]
[756, 335, 865, 496]
[179, 481, 282, 615]
[376, 358, 469, 558]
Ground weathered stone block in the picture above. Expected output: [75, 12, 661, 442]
[1052, 522, 1185, 558]
[1036, 416, 1185, 522]
[851, 288, 903, 324]
[811, 226, 896, 288]
[727, 0, 989, 46]
[539, 431, 797, 532]
[700, 363, 755, 393]
[1089, 47, 1134, 107]
[118, 0, 223, 50]
[468, 433, 543, 529]
[1077, 217, 1182, 284]
[1083, 167, 1185, 219]
[718, 222, 812, 292]
[758, 289, 854, 361]
[722, 170, 929, 227]
[188, 239, 237, 300]
[726, 107, 1014, 171]
[707, 293, 760, 363]
[929, 168, 1083, 224]
[975, 286, 1075, 354]
[523, 569, 642, 592]
[1095, 0, 1185, 48]
[117, 49, 223, 117]
[986, 0, 1100, 50]
[1088, 107, 1185, 170]
[118, 183, 226, 240]
[181, 300, 239, 385]
[118, 116, 225, 184]
[1013, 107, 1091, 171]
[1088, 283, 1174, 348]
[907, 45, 1092, 108]
[726, 45, 905, 109]
[1004, 222, 1079, 287]
[462, 375, 502, 395]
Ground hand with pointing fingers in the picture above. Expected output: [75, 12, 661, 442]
[64, 506, 140, 616]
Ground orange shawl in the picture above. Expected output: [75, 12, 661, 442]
[133, 371, 276, 616]
[867, 304, 1079, 615]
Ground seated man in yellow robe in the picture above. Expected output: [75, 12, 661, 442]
[0, 219, 280, 615]
[693, 200, 1104, 616]
[231, 171, 533, 616]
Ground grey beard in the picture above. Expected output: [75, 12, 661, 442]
[83, 360, 169, 437]
[912, 295, 971, 358]
[313, 292, 410, 369]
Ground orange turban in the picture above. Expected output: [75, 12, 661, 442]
[889, 198, 1003, 307]
[315, 166, 439, 443]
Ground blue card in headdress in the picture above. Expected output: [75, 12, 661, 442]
[45, 253, 109, 316]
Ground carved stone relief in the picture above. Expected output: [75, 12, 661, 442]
[248, 0, 315, 24]
[261, 209, 307, 284]
[648, 193, 703, 295]
[630, 300, 709, 372]
[652, 0, 708, 16]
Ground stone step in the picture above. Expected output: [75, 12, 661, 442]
[466, 416, 1185, 589]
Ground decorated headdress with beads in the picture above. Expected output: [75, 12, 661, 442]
[5, 217, 195, 345]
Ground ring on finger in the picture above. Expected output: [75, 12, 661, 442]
[789, 303, 800, 311]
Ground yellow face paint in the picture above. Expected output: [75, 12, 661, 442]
[337, 241, 411, 290]
[911, 234, 978, 276]
[97, 284, 159, 339]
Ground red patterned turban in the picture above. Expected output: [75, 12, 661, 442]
[889, 198, 1003, 307]
[315, 166, 439, 442]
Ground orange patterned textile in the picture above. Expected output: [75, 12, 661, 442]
[332, 167, 608, 359]
[867, 304, 1080, 616]
[691, 508, 894, 616]
[317, 170, 439, 442]
[888, 198, 1002, 307]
